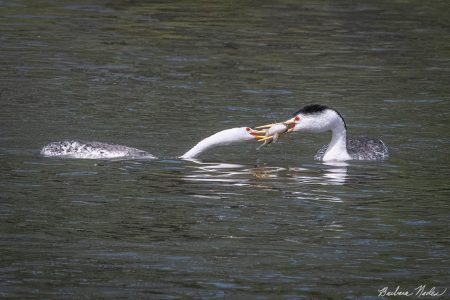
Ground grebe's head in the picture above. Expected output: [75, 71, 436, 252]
[284, 104, 346, 133]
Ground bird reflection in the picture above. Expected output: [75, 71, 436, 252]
[182, 160, 348, 187]
[320, 161, 348, 185]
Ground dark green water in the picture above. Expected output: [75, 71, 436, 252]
[1, 0, 449, 298]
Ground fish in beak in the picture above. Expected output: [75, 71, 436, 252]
[248, 116, 300, 147]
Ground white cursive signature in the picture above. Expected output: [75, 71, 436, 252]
[378, 285, 447, 298]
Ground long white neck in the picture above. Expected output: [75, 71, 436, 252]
[322, 120, 351, 161]
[180, 127, 254, 159]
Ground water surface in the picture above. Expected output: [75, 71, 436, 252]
[1, 0, 449, 298]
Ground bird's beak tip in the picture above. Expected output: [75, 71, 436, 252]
[283, 116, 299, 131]
[246, 128, 268, 140]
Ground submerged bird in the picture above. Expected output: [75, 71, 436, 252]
[41, 128, 258, 160]
[41, 140, 156, 159]
[257, 104, 389, 161]
[41, 104, 388, 162]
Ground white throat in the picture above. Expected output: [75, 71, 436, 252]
[180, 127, 254, 159]
[322, 117, 351, 161]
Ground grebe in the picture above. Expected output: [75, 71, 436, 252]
[180, 127, 256, 159]
[41, 140, 155, 159]
[41, 104, 388, 162]
[257, 104, 389, 161]
[41, 128, 260, 160]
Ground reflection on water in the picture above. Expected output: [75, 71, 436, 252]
[184, 160, 348, 190]
[322, 161, 348, 185]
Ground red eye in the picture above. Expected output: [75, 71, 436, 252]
[246, 127, 251, 131]
[295, 116, 300, 121]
